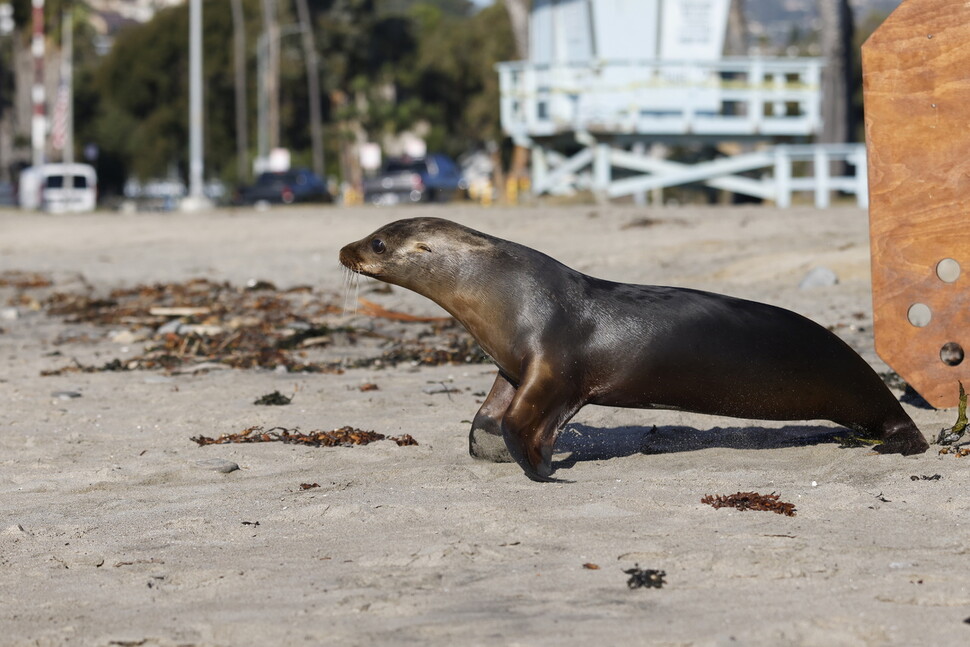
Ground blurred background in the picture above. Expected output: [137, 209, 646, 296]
[0, 0, 904, 210]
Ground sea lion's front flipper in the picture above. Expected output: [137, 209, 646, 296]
[469, 372, 516, 462]
[500, 363, 581, 482]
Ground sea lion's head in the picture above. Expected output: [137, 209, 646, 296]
[339, 217, 494, 295]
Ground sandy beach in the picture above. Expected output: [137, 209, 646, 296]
[1, 204, 967, 646]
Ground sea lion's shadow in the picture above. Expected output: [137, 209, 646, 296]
[553, 422, 845, 470]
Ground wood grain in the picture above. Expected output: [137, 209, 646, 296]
[863, 0, 970, 408]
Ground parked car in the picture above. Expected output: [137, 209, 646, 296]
[237, 168, 331, 205]
[124, 177, 186, 211]
[363, 154, 467, 205]
[0, 181, 16, 207]
[18, 163, 98, 213]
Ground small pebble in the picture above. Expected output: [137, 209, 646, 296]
[51, 391, 82, 400]
[195, 458, 240, 474]
[156, 319, 184, 336]
[110, 329, 146, 344]
[422, 383, 460, 395]
[0, 307, 19, 321]
[143, 375, 175, 384]
[798, 266, 839, 289]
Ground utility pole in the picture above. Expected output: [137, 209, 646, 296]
[257, 24, 300, 174]
[256, 33, 267, 171]
[183, 0, 211, 210]
[262, 0, 280, 151]
[294, 0, 324, 178]
[231, 0, 248, 183]
[58, 8, 73, 163]
[30, 0, 45, 168]
[1, 2, 16, 181]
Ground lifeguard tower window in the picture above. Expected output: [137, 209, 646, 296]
[73, 176, 89, 189]
[46, 176, 64, 189]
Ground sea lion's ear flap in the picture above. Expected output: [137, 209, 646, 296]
[416, 243, 432, 252]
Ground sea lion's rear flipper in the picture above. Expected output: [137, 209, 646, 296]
[840, 404, 929, 456]
[500, 362, 581, 482]
[871, 419, 930, 456]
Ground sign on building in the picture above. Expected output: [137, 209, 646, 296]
[529, 0, 730, 64]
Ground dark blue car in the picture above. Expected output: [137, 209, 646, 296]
[238, 168, 331, 205]
[363, 154, 467, 205]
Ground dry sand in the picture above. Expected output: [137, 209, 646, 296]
[0, 204, 967, 646]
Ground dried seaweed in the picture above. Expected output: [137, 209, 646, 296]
[620, 217, 662, 230]
[936, 381, 967, 446]
[356, 297, 451, 323]
[254, 391, 292, 406]
[622, 564, 666, 589]
[0, 270, 53, 289]
[344, 333, 489, 369]
[836, 434, 884, 449]
[938, 446, 970, 457]
[701, 491, 797, 516]
[113, 558, 164, 568]
[38, 357, 130, 377]
[36, 277, 489, 375]
[38, 278, 352, 374]
[191, 425, 418, 448]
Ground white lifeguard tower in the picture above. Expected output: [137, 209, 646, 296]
[497, 0, 867, 206]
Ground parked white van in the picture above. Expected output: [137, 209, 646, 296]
[19, 163, 97, 213]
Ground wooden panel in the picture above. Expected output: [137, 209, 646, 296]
[863, 0, 970, 408]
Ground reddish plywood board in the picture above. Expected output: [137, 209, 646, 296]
[863, 0, 970, 408]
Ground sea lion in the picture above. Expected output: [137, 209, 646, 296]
[339, 217, 929, 481]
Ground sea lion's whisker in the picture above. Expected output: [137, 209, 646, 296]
[340, 266, 359, 316]
[353, 270, 360, 316]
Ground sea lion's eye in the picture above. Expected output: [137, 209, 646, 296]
[371, 239, 386, 254]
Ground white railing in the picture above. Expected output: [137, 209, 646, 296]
[771, 144, 867, 208]
[533, 143, 867, 208]
[497, 57, 823, 141]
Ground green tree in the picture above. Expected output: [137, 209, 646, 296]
[68, 0, 514, 193]
[406, 2, 514, 153]
[88, 0, 266, 192]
